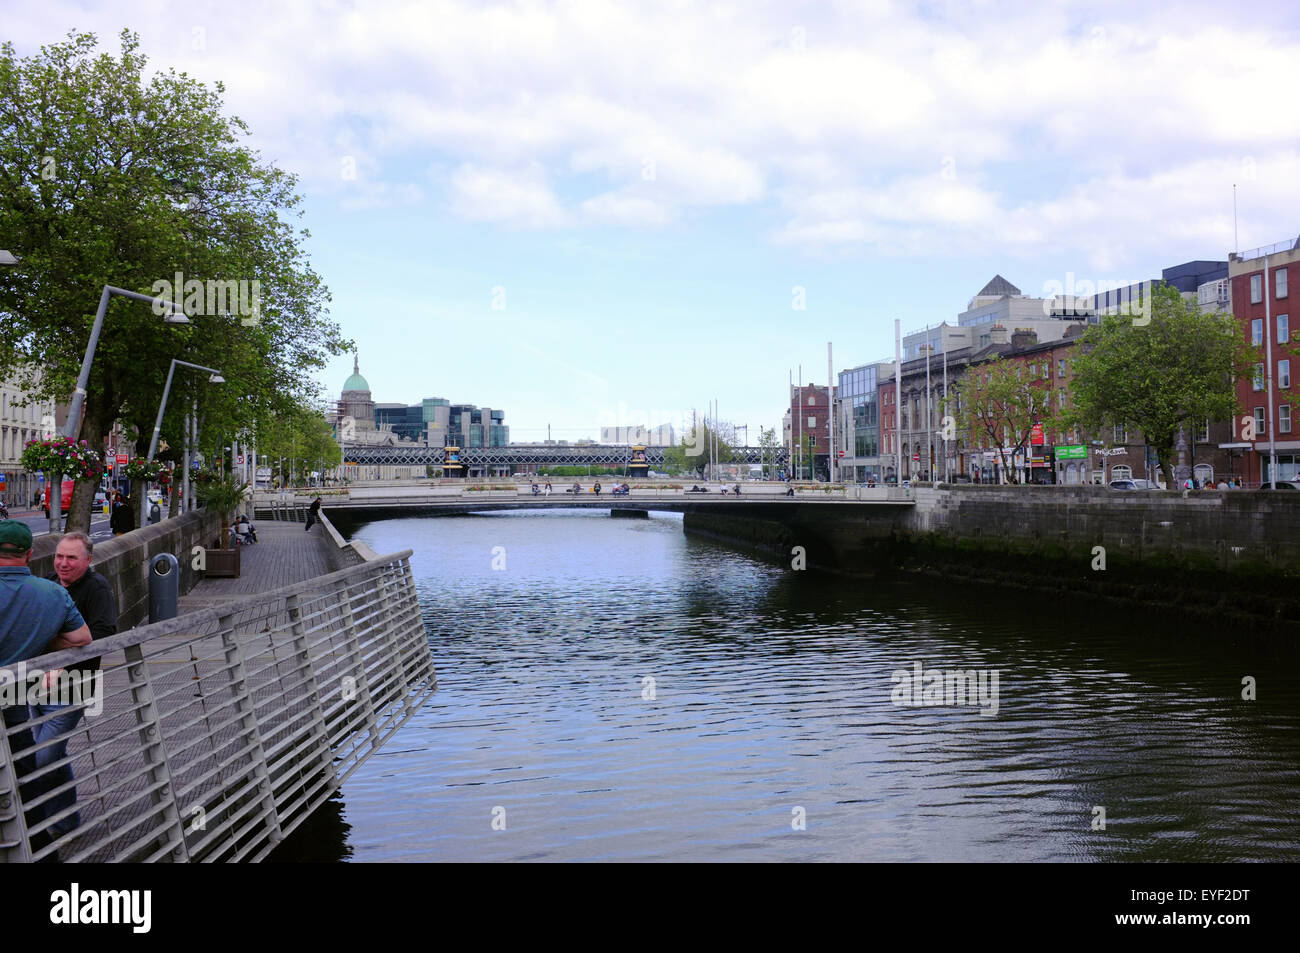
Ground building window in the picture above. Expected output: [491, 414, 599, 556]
[1281, 359, 1291, 389]
[1278, 268, 1288, 300]
[1252, 274, 1263, 304]
[1112, 465, 1132, 481]
[807, 416, 816, 428]
[807, 395, 816, 405]
[1058, 358, 1067, 376]
[1252, 318, 1263, 346]
[1281, 404, 1293, 434]
[1254, 363, 1266, 391]
[1196, 418, 1209, 443]
[1255, 406, 1267, 436]
[1058, 388, 1067, 407]
[1113, 424, 1126, 443]
[1279, 314, 1289, 344]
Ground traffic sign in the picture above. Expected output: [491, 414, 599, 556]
[237, 455, 245, 465]
[913, 453, 920, 462]
[105, 446, 115, 456]
[116, 454, 128, 465]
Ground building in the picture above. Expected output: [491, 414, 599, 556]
[447, 404, 508, 449]
[0, 369, 57, 506]
[951, 275, 1091, 352]
[836, 361, 889, 483]
[600, 424, 676, 446]
[788, 384, 835, 480]
[1229, 236, 1300, 484]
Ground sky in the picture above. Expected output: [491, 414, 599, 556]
[7, 0, 1300, 443]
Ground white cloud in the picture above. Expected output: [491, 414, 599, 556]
[7, 0, 1300, 252]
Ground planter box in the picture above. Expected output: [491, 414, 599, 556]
[204, 546, 241, 578]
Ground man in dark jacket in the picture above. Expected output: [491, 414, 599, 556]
[109, 492, 134, 536]
[31, 531, 116, 838]
[305, 496, 322, 531]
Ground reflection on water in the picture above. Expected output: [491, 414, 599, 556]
[277, 508, 1300, 862]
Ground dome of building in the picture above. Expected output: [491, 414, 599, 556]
[343, 353, 370, 393]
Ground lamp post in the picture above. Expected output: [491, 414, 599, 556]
[148, 360, 224, 460]
[52, 285, 189, 533]
[146, 360, 223, 525]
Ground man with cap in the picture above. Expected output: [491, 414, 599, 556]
[0, 520, 91, 852]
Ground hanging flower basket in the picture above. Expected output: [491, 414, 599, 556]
[20, 437, 103, 481]
[121, 457, 163, 482]
[157, 468, 173, 486]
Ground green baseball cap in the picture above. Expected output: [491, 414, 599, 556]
[0, 520, 34, 554]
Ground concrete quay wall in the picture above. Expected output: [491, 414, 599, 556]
[685, 486, 1300, 631]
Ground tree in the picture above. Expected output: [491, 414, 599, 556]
[662, 420, 734, 477]
[255, 403, 341, 485]
[758, 426, 779, 479]
[0, 31, 350, 533]
[1063, 283, 1250, 485]
[946, 355, 1045, 484]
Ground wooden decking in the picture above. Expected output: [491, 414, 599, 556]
[179, 521, 334, 611]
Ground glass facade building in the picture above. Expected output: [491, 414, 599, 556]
[837, 362, 883, 482]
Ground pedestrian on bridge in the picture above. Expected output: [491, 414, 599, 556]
[545, 482, 552, 496]
[305, 496, 322, 532]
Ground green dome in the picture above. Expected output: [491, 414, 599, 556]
[343, 353, 369, 393]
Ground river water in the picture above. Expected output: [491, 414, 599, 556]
[278, 508, 1300, 862]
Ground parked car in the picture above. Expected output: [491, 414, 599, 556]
[950, 474, 973, 484]
[1108, 479, 1140, 490]
[1257, 479, 1300, 490]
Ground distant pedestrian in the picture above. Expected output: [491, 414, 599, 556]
[305, 496, 322, 532]
[109, 492, 133, 536]
[593, 482, 601, 496]
[544, 482, 552, 496]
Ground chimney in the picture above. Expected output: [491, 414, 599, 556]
[989, 324, 1009, 345]
[1011, 328, 1038, 350]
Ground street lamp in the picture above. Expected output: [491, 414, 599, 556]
[147, 360, 224, 460]
[64, 285, 190, 443]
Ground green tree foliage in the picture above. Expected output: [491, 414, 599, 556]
[946, 355, 1045, 484]
[255, 403, 341, 484]
[758, 426, 779, 479]
[1063, 283, 1250, 484]
[662, 421, 735, 476]
[0, 31, 350, 531]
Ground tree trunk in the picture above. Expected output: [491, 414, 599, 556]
[168, 474, 181, 518]
[66, 409, 110, 535]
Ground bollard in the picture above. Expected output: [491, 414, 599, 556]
[149, 553, 180, 623]
[149, 502, 162, 524]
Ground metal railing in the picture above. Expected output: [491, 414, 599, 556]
[0, 550, 435, 862]
[1234, 237, 1300, 262]
[265, 502, 308, 521]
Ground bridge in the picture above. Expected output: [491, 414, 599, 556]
[262, 483, 916, 576]
[343, 443, 789, 470]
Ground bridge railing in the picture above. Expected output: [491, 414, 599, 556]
[0, 550, 435, 863]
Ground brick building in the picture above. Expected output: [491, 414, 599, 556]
[1229, 237, 1300, 485]
[788, 384, 835, 480]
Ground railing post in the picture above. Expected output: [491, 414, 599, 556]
[218, 611, 283, 850]
[0, 716, 33, 863]
[285, 595, 339, 789]
[122, 643, 189, 862]
[371, 561, 416, 710]
[336, 579, 381, 751]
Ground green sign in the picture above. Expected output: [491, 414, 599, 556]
[1055, 445, 1087, 460]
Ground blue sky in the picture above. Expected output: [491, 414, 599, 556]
[9, 0, 1300, 442]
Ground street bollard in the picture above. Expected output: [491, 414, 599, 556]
[149, 502, 162, 524]
[149, 553, 179, 623]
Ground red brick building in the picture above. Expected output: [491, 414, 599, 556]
[1229, 238, 1300, 484]
[786, 384, 835, 480]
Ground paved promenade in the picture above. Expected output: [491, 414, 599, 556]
[178, 520, 333, 612]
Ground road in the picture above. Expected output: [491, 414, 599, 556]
[4, 509, 116, 542]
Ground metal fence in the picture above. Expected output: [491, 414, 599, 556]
[0, 550, 435, 862]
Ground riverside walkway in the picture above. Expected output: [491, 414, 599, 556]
[0, 511, 436, 863]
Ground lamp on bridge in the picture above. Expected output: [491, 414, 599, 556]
[628, 444, 649, 479]
[444, 445, 466, 478]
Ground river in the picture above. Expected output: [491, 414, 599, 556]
[273, 507, 1300, 862]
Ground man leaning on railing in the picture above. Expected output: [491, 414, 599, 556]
[0, 520, 92, 857]
[30, 531, 116, 843]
